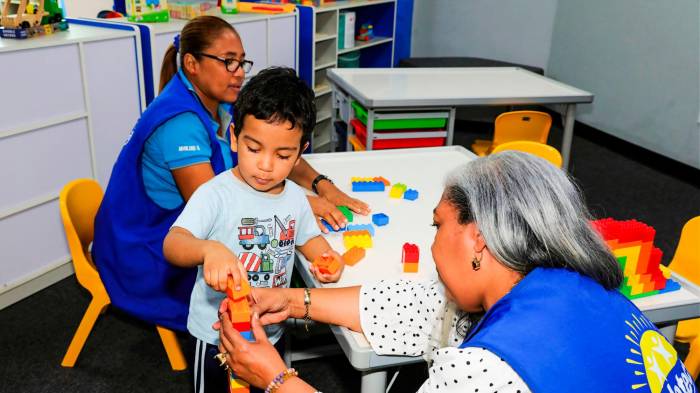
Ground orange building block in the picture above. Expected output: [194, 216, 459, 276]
[403, 261, 418, 273]
[226, 277, 251, 300]
[313, 254, 341, 275]
[343, 246, 366, 266]
[373, 176, 390, 186]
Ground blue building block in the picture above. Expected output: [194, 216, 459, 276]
[372, 213, 389, 226]
[346, 223, 375, 236]
[403, 189, 419, 201]
[322, 219, 346, 232]
[352, 181, 385, 192]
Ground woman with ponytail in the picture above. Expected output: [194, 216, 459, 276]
[93, 16, 367, 334]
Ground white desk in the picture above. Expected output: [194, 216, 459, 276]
[326, 67, 594, 170]
[294, 146, 700, 393]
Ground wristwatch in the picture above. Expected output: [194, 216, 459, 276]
[311, 174, 333, 194]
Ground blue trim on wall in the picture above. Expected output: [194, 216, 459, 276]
[297, 5, 313, 88]
[67, 18, 133, 31]
[394, 0, 414, 65]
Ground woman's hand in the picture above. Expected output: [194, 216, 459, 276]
[316, 181, 370, 216]
[309, 250, 344, 283]
[202, 240, 248, 292]
[307, 195, 348, 233]
[217, 310, 287, 389]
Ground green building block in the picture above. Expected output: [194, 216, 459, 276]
[337, 206, 353, 222]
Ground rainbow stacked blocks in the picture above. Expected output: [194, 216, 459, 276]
[592, 218, 680, 299]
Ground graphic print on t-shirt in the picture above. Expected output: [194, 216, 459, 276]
[237, 215, 296, 288]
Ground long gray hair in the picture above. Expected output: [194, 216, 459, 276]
[444, 151, 622, 290]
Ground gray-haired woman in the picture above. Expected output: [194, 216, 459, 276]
[214, 151, 695, 393]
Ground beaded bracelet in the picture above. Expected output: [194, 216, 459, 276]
[264, 368, 299, 393]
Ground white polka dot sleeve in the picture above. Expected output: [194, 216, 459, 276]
[359, 280, 530, 393]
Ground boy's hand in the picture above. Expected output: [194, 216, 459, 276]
[310, 250, 344, 283]
[202, 240, 248, 292]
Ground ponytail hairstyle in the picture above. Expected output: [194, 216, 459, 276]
[159, 16, 239, 93]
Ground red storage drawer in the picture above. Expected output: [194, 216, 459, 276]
[350, 119, 445, 150]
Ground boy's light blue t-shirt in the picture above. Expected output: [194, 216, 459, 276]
[141, 70, 234, 209]
[172, 171, 321, 345]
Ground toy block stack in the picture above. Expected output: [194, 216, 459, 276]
[351, 177, 385, 192]
[313, 254, 341, 275]
[592, 218, 680, 299]
[225, 277, 253, 392]
[402, 243, 419, 273]
[346, 223, 375, 236]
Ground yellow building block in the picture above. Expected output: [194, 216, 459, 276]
[343, 230, 372, 249]
[389, 183, 407, 198]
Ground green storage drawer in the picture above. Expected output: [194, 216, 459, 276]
[351, 101, 448, 130]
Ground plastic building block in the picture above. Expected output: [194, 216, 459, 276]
[402, 243, 419, 263]
[403, 262, 419, 273]
[313, 254, 341, 275]
[337, 206, 353, 222]
[233, 321, 252, 332]
[403, 189, 419, 201]
[591, 218, 673, 299]
[352, 180, 385, 192]
[226, 277, 251, 300]
[389, 183, 407, 198]
[321, 219, 346, 232]
[343, 230, 373, 249]
[346, 223, 375, 236]
[343, 246, 366, 266]
[372, 213, 389, 226]
[373, 176, 390, 186]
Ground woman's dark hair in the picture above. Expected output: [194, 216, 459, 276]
[234, 67, 316, 149]
[159, 16, 239, 92]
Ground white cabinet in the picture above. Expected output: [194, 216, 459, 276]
[0, 21, 145, 308]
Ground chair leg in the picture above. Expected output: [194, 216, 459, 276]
[156, 325, 187, 371]
[61, 295, 110, 367]
[684, 336, 700, 380]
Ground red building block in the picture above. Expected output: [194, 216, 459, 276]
[402, 243, 419, 264]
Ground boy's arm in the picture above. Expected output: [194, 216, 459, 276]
[163, 227, 248, 292]
[297, 236, 344, 283]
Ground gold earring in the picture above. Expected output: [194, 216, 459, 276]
[471, 252, 482, 271]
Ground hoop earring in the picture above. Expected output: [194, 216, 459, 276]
[471, 251, 482, 271]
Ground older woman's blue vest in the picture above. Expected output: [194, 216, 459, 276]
[93, 73, 236, 331]
[462, 268, 696, 393]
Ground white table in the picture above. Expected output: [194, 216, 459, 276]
[294, 146, 700, 393]
[326, 67, 594, 170]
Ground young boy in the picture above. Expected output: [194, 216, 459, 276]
[163, 67, 344, 393]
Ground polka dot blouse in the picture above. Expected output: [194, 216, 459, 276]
[359, 280, 531, 393]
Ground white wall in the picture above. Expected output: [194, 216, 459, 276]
[547, 0, 700, 168]
[63, 0, 113, 18]
[410, 0, 558, 71]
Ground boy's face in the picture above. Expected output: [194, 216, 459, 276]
[232, 114, 307, 194]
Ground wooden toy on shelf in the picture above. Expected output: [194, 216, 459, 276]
[1, 0, 68, 39]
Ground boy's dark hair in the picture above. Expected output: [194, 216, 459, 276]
[234, 67, 316, 149]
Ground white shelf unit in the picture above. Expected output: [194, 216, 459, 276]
[298, 0, 396, 153]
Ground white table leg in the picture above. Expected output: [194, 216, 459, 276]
[361, 369, 387, 393]
[561, 104, 576, 170]
[446, 107, 456, 146]
[659, 324, 678, 343]
[366, 108, 375, 151]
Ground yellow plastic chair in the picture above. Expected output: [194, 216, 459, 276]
[668, 216, 700, 378]
[491, 140, 563, 168]
[471, 110, 552, 156]
[59, 179, 186, 371]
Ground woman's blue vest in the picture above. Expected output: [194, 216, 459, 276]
[93, 73, 236, 331]
[462, 268, 696, 393]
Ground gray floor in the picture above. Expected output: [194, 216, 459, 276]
[1, 119, 698, 393]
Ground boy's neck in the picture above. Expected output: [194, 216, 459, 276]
[231, 167, 285, 195]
